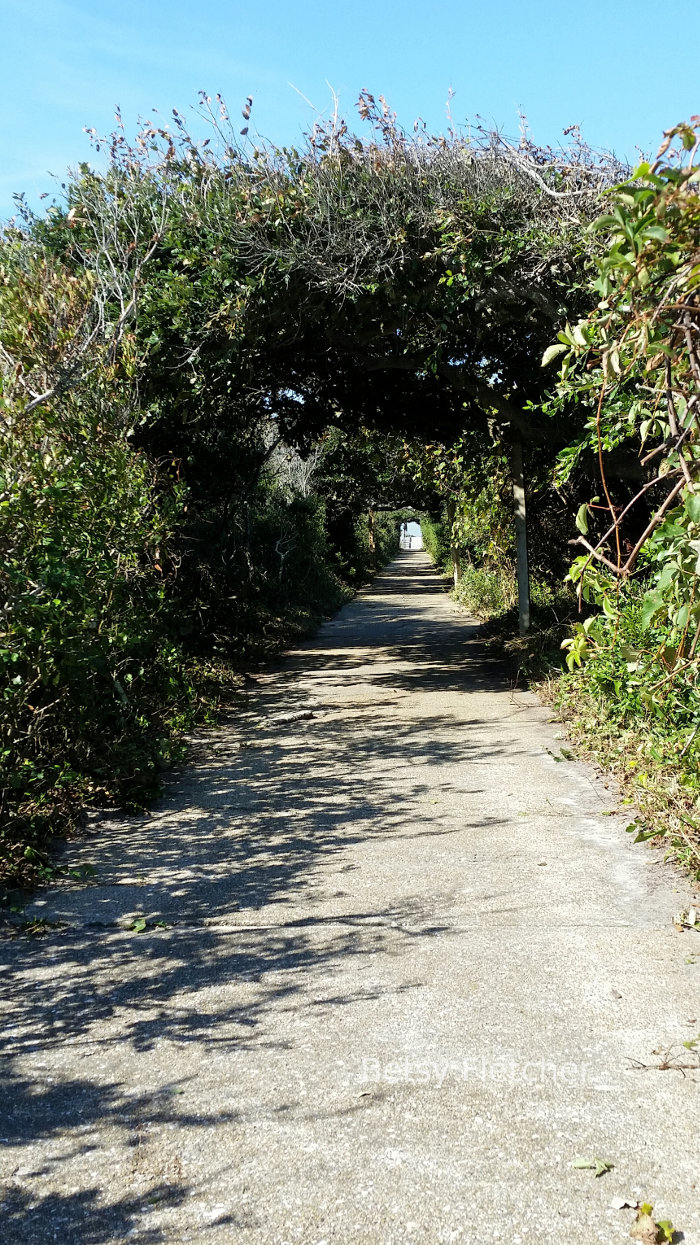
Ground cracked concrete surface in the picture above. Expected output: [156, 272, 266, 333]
[1, 551, 699, 1244]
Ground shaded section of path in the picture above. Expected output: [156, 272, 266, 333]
[1, 552, 699, 1244]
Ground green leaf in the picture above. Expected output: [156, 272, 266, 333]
[641, 592, 663, 628]
[656, 561, 676, 591]
[132, 917, 147, 933]
[633, 826, 658, 843]
[673, 604, 690, 630]
[575, 503, 589, 534]
[541, 343, 568, 367]
[684, 493, 700, 524]
[591, 214, 620, 232]
[571, 1157, 613, 1177]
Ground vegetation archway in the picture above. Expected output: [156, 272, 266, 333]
[4, 95, 700, 883]
[50, 96, 621, 629]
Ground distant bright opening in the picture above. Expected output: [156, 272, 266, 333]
[399, 521, 423, 551]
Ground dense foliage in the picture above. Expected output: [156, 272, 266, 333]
[0, 218, 404, 886]
[546, 123, 700, 724]
[6, 92, 698, 883]
[531, 121, 698, 872]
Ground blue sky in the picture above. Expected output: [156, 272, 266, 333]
[2, 0, 698, 218]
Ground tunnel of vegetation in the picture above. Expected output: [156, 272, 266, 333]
[1, 93, 699, 884]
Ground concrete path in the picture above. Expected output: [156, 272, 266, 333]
[2, 552, 699, 1245]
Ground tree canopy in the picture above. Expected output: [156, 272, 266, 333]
[15, 93, 625, 453]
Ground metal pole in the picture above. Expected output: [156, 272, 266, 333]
[509, 439, 530, 635]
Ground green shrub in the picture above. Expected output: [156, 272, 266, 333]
[420, 514, 451, 573]
[0, 245, 381, 888]
[452, 566, 517, 617]
[0, 396, 195, 884]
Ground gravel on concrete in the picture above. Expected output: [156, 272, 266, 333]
[1, 551, 699, 1245]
